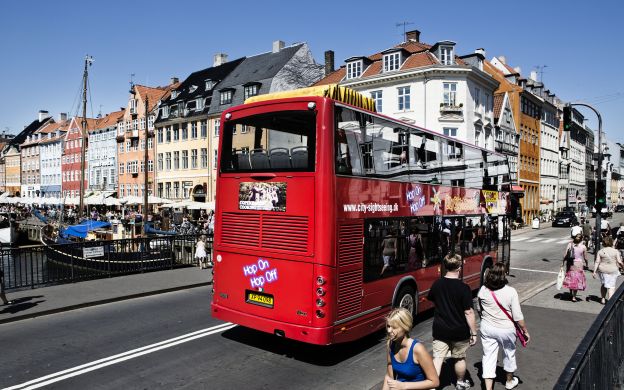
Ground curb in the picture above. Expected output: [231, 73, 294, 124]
[519, 280, 556, 303]
[0, 282, 211, 325]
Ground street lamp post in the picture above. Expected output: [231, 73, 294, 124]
[568, 103, 603, 257]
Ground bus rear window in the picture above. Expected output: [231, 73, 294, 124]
[220, 111, 316, 173]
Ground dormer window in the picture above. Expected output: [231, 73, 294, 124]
[161, 106, 169, 118]
[440, 46, 454, 65]
[189, 85, 198, 93]
[171, 90, 178, 99]
[205, 79, 214, 90]
[243, 83, 260, 100]
[346, 60, 363, 79]
[220, 89, 234, 105]
[196, 98, 204, 111]
[383, 52, 401, 72]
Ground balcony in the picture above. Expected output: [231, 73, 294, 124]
[439, 103, 463, 114]
[494, 140, 519, 155]
[116, 134, 125, 143]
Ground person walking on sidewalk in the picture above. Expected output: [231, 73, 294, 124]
[592, 236, 624, 304]
[477, 262, 529, 390]
[562, 235, 588, 302]
[382, 308, 439, 390]
[581, 218, 593, 251]
[427, 253, 477, 390]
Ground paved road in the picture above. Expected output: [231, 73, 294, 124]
[1, 214, 622, 389]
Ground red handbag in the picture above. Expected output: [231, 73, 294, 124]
[490, 290, 528, 347]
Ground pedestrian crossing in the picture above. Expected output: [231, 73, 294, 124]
[512, 235, 572, 245]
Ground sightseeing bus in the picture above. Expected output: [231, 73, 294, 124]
[211, 85, 513, 345]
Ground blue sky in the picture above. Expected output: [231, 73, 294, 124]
[1, 0, 622, 141]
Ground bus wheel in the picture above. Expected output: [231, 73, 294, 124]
[395, 285, 416, 318]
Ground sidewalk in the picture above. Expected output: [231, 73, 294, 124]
[0, 267, 212, 324]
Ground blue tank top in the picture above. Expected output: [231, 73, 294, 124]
[390, 338, 425, 382]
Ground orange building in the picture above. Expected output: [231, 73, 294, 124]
[486, 57, 541, 223]
[116, 85, 172, 202]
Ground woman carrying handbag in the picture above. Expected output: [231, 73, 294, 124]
[562, 235, 588, 302]
[478, 262, 529, 390]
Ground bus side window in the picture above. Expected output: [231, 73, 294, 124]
[421, 216, 443, 268]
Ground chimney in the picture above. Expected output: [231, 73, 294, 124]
[38, 110, 49, 122]
[513, 66, 522, 74]
[530, 71, 538, 82]
[272, 40, 285, 53]
[59, 113, 67, 121]
[405, 30, 420, 42]
[170, 77, 179, 85]
[324, 50, 335, 76]
[475, 48, 486, 57]
[213, 53, 228, 67]
[498, 56, 506, 64]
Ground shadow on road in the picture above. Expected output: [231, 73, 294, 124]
[0, 295, 45, 315]
[220, 325, 386, 366]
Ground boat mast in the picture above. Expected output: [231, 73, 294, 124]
[79, 55, 93, 220]
[143, 95, 149, 234]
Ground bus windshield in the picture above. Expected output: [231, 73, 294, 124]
[220, 110, 316, 173]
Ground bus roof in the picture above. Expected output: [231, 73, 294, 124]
[244, 84, 376, 112]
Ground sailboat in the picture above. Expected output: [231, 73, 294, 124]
[40, 56, 182, 271]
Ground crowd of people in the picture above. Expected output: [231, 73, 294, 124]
[383, 255, 527, 390]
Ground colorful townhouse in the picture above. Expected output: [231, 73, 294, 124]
[62, 116, 97, 198]
[39, 120, 69, 198]
[20, 130, 42, 198]
[155, 57, 244, 201]
[88, 110, 124, 194]
[117, 84, 173, 200]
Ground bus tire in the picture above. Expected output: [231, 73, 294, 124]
[394, 285, 417, 319]
[480, 259, 493, 287]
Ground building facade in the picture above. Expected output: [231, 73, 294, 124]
[88, 111, 123, 194]
[62, 117, 95, 198]
[117, 85, 170, 200]
[5, 146, 22, 196]
[39, 121, 68, 198]
[539, 92, 560, 219]
[20, 132, 41, 197]
[155, 58, 243, 202]
[316, 31, 498, 150]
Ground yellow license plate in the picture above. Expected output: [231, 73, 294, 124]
[246, 290, 274, 308]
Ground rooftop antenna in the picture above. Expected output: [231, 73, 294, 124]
[395, 21, 414, 40]
[534, 65, 548, 83]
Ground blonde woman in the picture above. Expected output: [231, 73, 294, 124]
[382, 308, 439, 390]
[593, 236, 624, 304]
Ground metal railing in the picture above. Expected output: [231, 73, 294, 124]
[1, 234, 212, 291]
[554, 282, 624, 389]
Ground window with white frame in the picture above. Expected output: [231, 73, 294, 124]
[148, 115, 154, 130]
[213, 149, 218, 166]
[148, 160, 153, 172]
[371, 90, 383, 112]
[220, 90, 233, 105]
[440, 46, 454, 65]
[397, 86, 411, 111]
[119, 162, 124, 174]
[443, 127, 458, 137]
[474, 88, 481, 110]
[244, 84, 259, 100]
[130, 99, 137, 114]
[201, 148, 208, 168]
[383, 52, 401, 72]
[346, 60, 363, 79]
[191, 149, 198, 168]
[443, 83, 457, 106]
[214, 119, 220, 137]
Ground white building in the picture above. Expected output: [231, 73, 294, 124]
[538, 89, 560, 218]
[316, 30, 499, 149]
[88, 111, 123, 194]
[38, 121, 67, 198]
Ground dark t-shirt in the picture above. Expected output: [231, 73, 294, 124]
[427, 277, 473, 341]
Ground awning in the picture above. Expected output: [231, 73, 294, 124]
[61, 221, 111, 239]
[511, 185, 524, 192]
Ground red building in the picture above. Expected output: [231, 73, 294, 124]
[62, 116, 96, 199]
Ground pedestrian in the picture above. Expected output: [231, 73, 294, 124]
[1, 269, 11, 305]
[581, 218, 593, 250]
[195, 235, 208, 269]
[382, 307, 439, 390]
[592, 236, 624, 304]
[570, 221, 582, 239]
[561, 234, 588, 301]
[427, 253, 477, 390]
[477, 262, 529, 390]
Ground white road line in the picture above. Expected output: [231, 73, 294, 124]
[525, 238, 542, 242]
[5, 322, 236, 390]
[542, 238, 557, 243]
[512, 237, 529, 242]
[510, 267, 558, 274]
[557, 239, 571, 244]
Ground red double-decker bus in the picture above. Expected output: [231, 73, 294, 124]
[211, 85, 513, 345]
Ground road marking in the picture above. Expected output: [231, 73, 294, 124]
[525, 238, 542, 242]
[512, 237, 529, 242]
[557, 239, 571, 244]
[542, 238, 557, 243]
[5, 322, 236, 390]
[510, 267, 558, 274]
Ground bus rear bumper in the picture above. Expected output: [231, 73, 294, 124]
[211, 303, 333, 345]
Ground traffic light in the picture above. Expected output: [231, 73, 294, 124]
[596, 180, 607, 212]
[563, 105, 572, 131]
